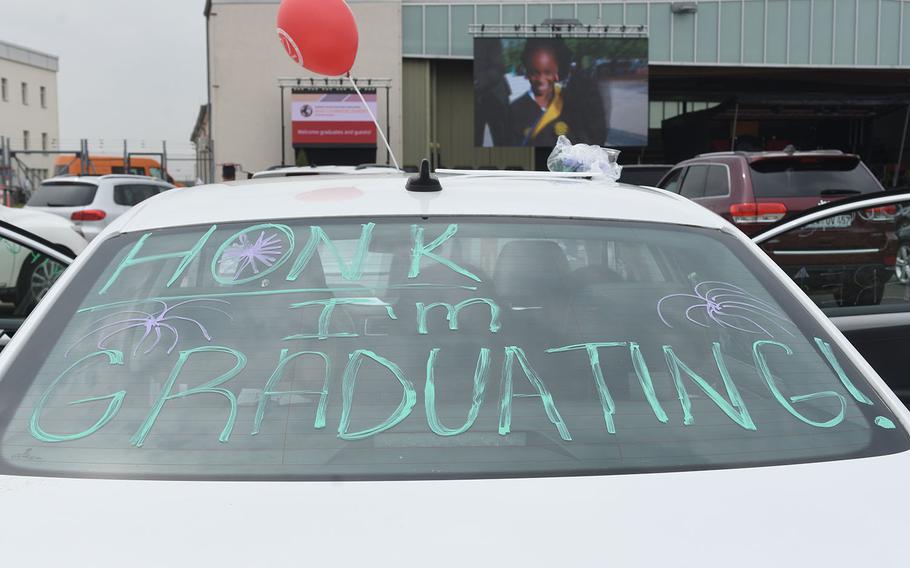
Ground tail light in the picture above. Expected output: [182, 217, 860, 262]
[729, 202, 787, 224]
[71, 209, 106, 221]
[865, 205, 897, 222]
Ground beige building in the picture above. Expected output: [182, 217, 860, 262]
[203, 0, 402, 181]
[0, 40, 60, 183]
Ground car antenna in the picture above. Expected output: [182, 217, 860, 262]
[406, 159, 442, 192]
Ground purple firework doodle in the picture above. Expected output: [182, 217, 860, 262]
[66, 299, 232, 357]
[219, 230, 283, 280]
[657, 281, 794, 338]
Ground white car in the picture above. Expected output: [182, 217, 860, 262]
[25, 174, 174, 241]
[0, 167, 907, 566]
[0, 206, 86, 314]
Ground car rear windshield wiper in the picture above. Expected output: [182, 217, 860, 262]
[819, 189, 862, 196]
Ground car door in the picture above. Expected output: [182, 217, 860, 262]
[752, 190, 910, 402]
[0, 220, 73, 348]
[656, 167, 685, 193]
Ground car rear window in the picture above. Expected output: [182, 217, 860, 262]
[0, 217, 904, 481]
[750, 156, 882, 198]
[114, 184, 164, 206]
[27, 183, 98, 207]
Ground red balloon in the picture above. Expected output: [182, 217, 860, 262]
[277, 0, 359, 76]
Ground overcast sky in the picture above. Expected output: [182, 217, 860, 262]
[0, 0, 207, 153]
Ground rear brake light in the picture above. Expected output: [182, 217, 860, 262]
[71, 209, 106, 221]
[866, 205, 897, 222]
[729, 202, 787, 224]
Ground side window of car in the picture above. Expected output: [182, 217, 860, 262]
[114, 184, 161, 206]
[704, 165, 729, 197]
[658, 168, 684, 193]
[679, 165, 708, 199]
[0, 236, 67, 325]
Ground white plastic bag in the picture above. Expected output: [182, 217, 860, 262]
[546, 135, 622, 181]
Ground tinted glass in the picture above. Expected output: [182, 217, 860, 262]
[618, 167, 672, 187]
[680, 165, 708, 198]
[27, 183, 97, 207]
[704, 165, 729, 197]
[758, 195, 910, 313]
[658, 168, 683, 193]
[114, 184, 162, 206]
[0, 218, 904, 481]
[750, 157, 882, 198]
[0, 236, 66, 319]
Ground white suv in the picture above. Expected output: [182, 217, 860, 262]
[25, 174, 174, 240]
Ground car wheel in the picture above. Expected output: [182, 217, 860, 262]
[896, 244, 910, 285]
[14, 255, 63, 316]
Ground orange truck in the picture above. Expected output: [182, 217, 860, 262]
[53, 155, 178, 185]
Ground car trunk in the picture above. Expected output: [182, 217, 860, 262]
[25, 182, 98, 223]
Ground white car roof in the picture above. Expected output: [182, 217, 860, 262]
[43, 175, 172, 185]
[251, 165, 399, 179]
[115, 173, 728, 233]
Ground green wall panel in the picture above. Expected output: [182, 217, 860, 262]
[812, 0, 835, 64]
[719, 0, 743, 63]
[856, 0, 879, 65]
[834, 0, 857, 65]
[403, 5, 423, 54]
[601, 4, 623, 24]
[502, 4, 524, 25]
[650, 3, 671, 61]
[880, 0, 902, 65]
[672, 12, 696, 62]
[476, 4, 500, 24]
[402, 0, 910, 68]
[576, 3, 599, 25]
[451, 5, 474, 57]
[425, 5, 449, 56]
[626, 3, 647, 25]
[743, 0, 765, 64]
[789, 0, 812, 64]
[765, 0, 788, 64]
[551, 3, 574, 18]
[697, 2, 719, 63]
[527, 4, 550, 24]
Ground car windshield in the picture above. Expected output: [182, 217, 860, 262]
[27, 183, 98, 207]
[750, 156, 882, 198]
[0, 217, 905, 480]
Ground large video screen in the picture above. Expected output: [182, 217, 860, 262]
[291, 88, 378, 147]
[474, 37, 648, 148]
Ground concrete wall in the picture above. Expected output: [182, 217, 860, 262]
[0, 54, 60, 177]
[208, 0, 403, 180]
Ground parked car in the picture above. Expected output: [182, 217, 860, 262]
[657, 150, 891, 306]
[25, 174, 174, 241]
[616, 164, 672, 187]
[0, 167, 907, 566]
[752, 189, 910, 402]
[0, 206, 84, 316]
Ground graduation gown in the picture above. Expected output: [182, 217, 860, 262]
[506, 85, 570, 147]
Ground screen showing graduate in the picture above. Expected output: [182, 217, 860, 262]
[474, 37, 648, 148]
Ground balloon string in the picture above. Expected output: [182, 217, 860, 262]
[347, 74, 401, 171]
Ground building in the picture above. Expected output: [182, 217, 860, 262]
[203, 0, 910, 182]
[0, 40, 60, 187]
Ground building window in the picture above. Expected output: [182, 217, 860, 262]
[41, 133, 48, 151]
[40, 86, 46, 108]
[1, 78, 7, 102]
[21, 82, 28, 105]
[23, 131, 29, 151]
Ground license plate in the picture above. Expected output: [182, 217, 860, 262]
[804, 214, 853, 229]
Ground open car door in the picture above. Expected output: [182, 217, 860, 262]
[753, 189, 910, 402]
[0, 220, 73, 348]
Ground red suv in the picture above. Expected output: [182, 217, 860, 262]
[657, 150, 897, 306]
